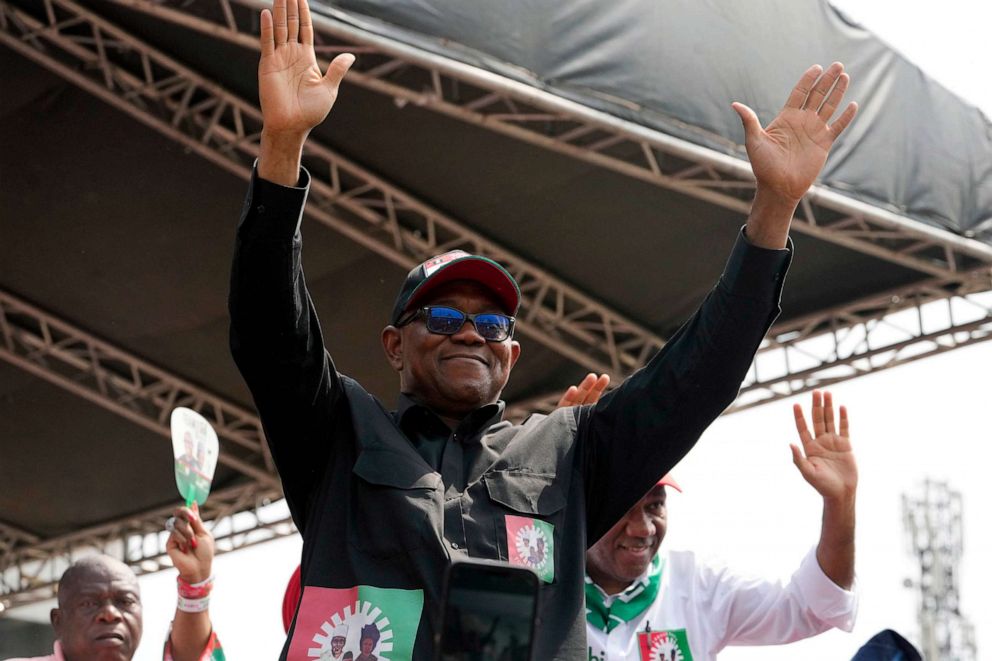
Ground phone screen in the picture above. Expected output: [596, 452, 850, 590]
[436, 561, 539, 661]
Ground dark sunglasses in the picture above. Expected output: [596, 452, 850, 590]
[398, 306, 515, 342]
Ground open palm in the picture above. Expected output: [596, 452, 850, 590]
[733, 63, 858, 202]
[258, 0, 353, 135]
[791, 390, 857, 501]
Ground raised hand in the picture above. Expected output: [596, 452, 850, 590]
[257, 0, 353, 185]
[555, 373, 610, 408]
[733, 63, 858, 204]
[259, 0, 353, 136]
[790, 390, 858, 502]
[166, 505, 215, 584]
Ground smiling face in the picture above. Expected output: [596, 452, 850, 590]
[382, 280, 521, 421]
[52, 556, 142, 661]
[360, 637, 375, 655]
[586, 485, 668, 595]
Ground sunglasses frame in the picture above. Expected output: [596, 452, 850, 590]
[398, 305, 516, 342]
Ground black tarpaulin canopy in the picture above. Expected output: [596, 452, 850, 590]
[317, 0, 992, 239]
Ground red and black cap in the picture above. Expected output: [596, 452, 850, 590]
[389, 250, 521, 325]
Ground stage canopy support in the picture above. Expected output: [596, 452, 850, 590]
[507, 272, 992, 419]
[0, 289, 278, 488]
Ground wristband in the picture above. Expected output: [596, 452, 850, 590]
[177, 595, 210, 613]
[177, 574, 214, 600]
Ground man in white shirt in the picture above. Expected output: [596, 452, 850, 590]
[584, 391, 858, 661]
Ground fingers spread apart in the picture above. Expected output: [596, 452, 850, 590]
[803, 62, 843, 114]
[324, 53, 356, 88]
[783, 62, 858, 140]
[793, 402, 813, 446]
[828, 102, 858, 140]
[784, 64, 823, 110]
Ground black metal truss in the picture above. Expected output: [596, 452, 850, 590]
[0, 482, 290, 611]
[0, 0, 665, 378]
[506, 271, 992, 419]
[107, 0, 992, 281]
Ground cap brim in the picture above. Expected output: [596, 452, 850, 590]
[406, 256, 520, 317]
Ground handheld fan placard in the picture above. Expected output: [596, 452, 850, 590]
[170, 407, 219, 507]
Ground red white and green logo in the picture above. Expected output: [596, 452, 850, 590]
[287, 585, 424, 661]
[637, 629, 693, 661]
[505, 515, 555, 583]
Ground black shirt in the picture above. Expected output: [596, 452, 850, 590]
[229, 168, 791, 660]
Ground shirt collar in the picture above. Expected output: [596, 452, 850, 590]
[588, 553, 660, 604]
[395, 393, 505, 439]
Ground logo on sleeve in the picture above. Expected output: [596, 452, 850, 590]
[637, 629, 693, 661]
[505, 515, 555, 583]
[287, 585, 424, 661]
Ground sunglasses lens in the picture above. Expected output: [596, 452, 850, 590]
[475, 314, 511, 341]
[425, 307, 466, 334]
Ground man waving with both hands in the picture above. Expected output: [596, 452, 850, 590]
[229, 0, 859, 658]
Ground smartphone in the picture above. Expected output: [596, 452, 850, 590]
[435, 559, 540, 661]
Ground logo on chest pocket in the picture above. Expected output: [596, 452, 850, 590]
[505, 514, 555, 583]
[637, 629, 693, 661]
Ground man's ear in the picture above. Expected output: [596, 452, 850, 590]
[508, 340, 521, 370]
[50, 607, 62, 633]
[381, 325, 404, 371]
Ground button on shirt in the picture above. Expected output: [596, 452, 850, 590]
[586, 548, 858, 661]
[229, 167, 792, 660]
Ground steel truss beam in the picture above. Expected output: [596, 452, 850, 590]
[0, 483, 291, 611]
[505, 270, 992, 420]
[105, 0, 992, 280]
[736, 270, 992, 411]
[0, 0, 664, 378]
[0, 289, 292, 610]
[0, 289, 279, 488]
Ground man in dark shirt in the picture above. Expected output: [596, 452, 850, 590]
[229, 1, 858, 658]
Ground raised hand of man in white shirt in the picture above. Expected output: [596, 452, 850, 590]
[791, 390, 858, 589]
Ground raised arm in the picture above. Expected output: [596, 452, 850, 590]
[701, 392, 858, 649]
[164, 506, 222, 661]
[229, 0, 356, 527]
[580, 65, 858, 543]
[257, 0, 353, 185]
[791, 390, 857, 589]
